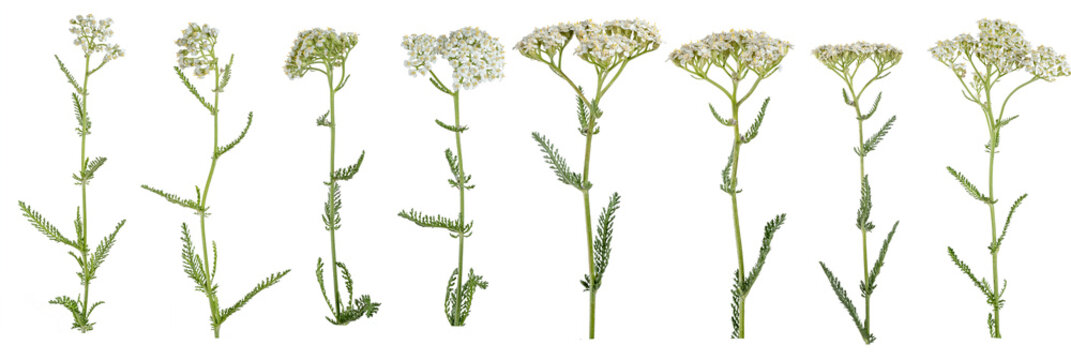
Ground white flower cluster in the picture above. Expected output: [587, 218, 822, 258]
[175, 23, 220, 78]
[931, 19, 1070, 81]
[668, 30, 791, 77]
[69, 14, 123, 62]
[514, 19, 661, 67]
[283, 28, 359, 79]
[813, 42, 902, 70]
[402, 27, 505, 91]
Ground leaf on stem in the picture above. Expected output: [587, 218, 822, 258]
[322, 182, 342, 231]
[18, 201, 76, 248]
[71, 93, 91, 136]
[218, 269, 291, 324]
[142, 185, 204, 213]
[315, 110, 331, 127]
[179, 223, 214, 296]
[333, 151, 366, 182]
[946, 166, 996, 204]
[709, 103, 733, 126]
[436, 119, 469, 133]
[719, 148, 740, 194]
[83, 220, 126, 285]
[55, 56, 85, 95]
[174, 66, 217, 115]
[531, 132, 590, 191]
[582, 193, 620, 292]
[820, 261, 874, 343]
[213, 55, 234, 93]
[742, 97, 770, 143]
[855, 116, 896, 157]
[863, 221, 899, 297]
[991, 194, 1026, 254]
[397, 209, 472, 238]
[214, 112, 253, 159]
[445, 149, 473, 190]
[858, 92, 882, 121]
[856, 176, 875, 232]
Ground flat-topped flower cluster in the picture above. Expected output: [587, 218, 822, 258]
[514, 19, 661, 67]
[283, 28, 359, 79]
[668, 30, 791, 78]
[931, 19, 1070, 81]
[176, 23, 220, 77]
[69, 14, 123, 62]
[402, 27, 505, 91]
[814, 42, 902, 71]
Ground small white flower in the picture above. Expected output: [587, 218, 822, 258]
[283, 28, 359, 79]
[175, 22, 219, 78]
[814, 41, 902, 71]
[669, 29, 791, 78]
[67, 13, 123, 62]
[931, 19, 1069, 82]
[402, 27, 505, 91]
[516, 19, 661, 67]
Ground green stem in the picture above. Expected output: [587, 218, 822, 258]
[452, 91, 466, 326]
[582, 103, 597, 340]
[729, 96, 746, 339]
[201, 66, 222, 338]
[851, 94, 871, 339]
[987, 115, 1000, 338]
[79, 55, 91, 323]
[327, 67, 342, 318]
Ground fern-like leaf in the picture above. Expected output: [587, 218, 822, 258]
[947, 247, 992, 299]
[398, 209, 472, 237]
[582, 192, 620, 292]
[719, 148, 740, 194]
[322, 182, 342, 231]
[178, 223, 212, 295]
[18, 201, 76, 248]
[315, 110, 331, 127]
[55, 56, 85, 95]
[213, 55, 233, 93]
[83, 220, 126, 285]
[709, 102, 732, 126]
[857, 92, 882, 120]
[991, 194, 1026, 254]
[218, 269, 291, 324]
[73, 156, 107, 185]
[741, 97, 770, 143]
[174, 66, 216, 115]
[743, 213, 787, 291]
[71, 93, 90, 136]
[315, 257, 333, 313]
[820, 261, 874, 343]
[531, 132, 590, 191]
[332, 151, 365, 182]
[946, 166, 995, 204]
[142, 185, 204, 213]
[864, 221, 899, 297]
[214, 112, 253, 159]
[856, 176, 875, 232]
[435, 119, 469, 133]
[855, 116, 896, 157]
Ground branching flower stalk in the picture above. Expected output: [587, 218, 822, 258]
[931, 19, 1070, 338]
[813, 42, 903, 344]
[397, 27, 504, 326]
[516, 19, 660, 339]
[17, 14, 125, 333]
[142, 23, 290, 338]
[284, 27, 381, 326]
[668, 30, 791, 339]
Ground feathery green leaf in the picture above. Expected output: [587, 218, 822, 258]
[174, 66, 216, 115]
[946, 166, 996, 204]
[214, 112, 253, 159]
[531, 132, 590, 191]
[18, 201, 76, 248]
[742, 97, 770, 143]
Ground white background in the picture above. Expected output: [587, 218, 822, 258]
[1, 0, 1069, 358]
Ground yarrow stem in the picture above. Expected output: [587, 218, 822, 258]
[517, 19, 660, 339]
[814, 41, 903, 344]
[668, 29, 791, 339]
[399, 27, 502, 326]
[284, 27, 379, 325]
[18, 14, 126, 333]
[932, 18, 1070, 338]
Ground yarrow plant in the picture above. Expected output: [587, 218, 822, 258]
[18, 13, 125, 333]
[667, 30, 790, 339]
[516, 19, 659, 339]
[398, 27, 504, 326]
[813, 41, 903, 344]
[142, 23, 290, 338]
[283, 27, 381, 326]
[931, 19, 1070, 338]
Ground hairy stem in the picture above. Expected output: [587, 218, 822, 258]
[987, 108, 1001, 338]
[847, 80, 872, 339]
